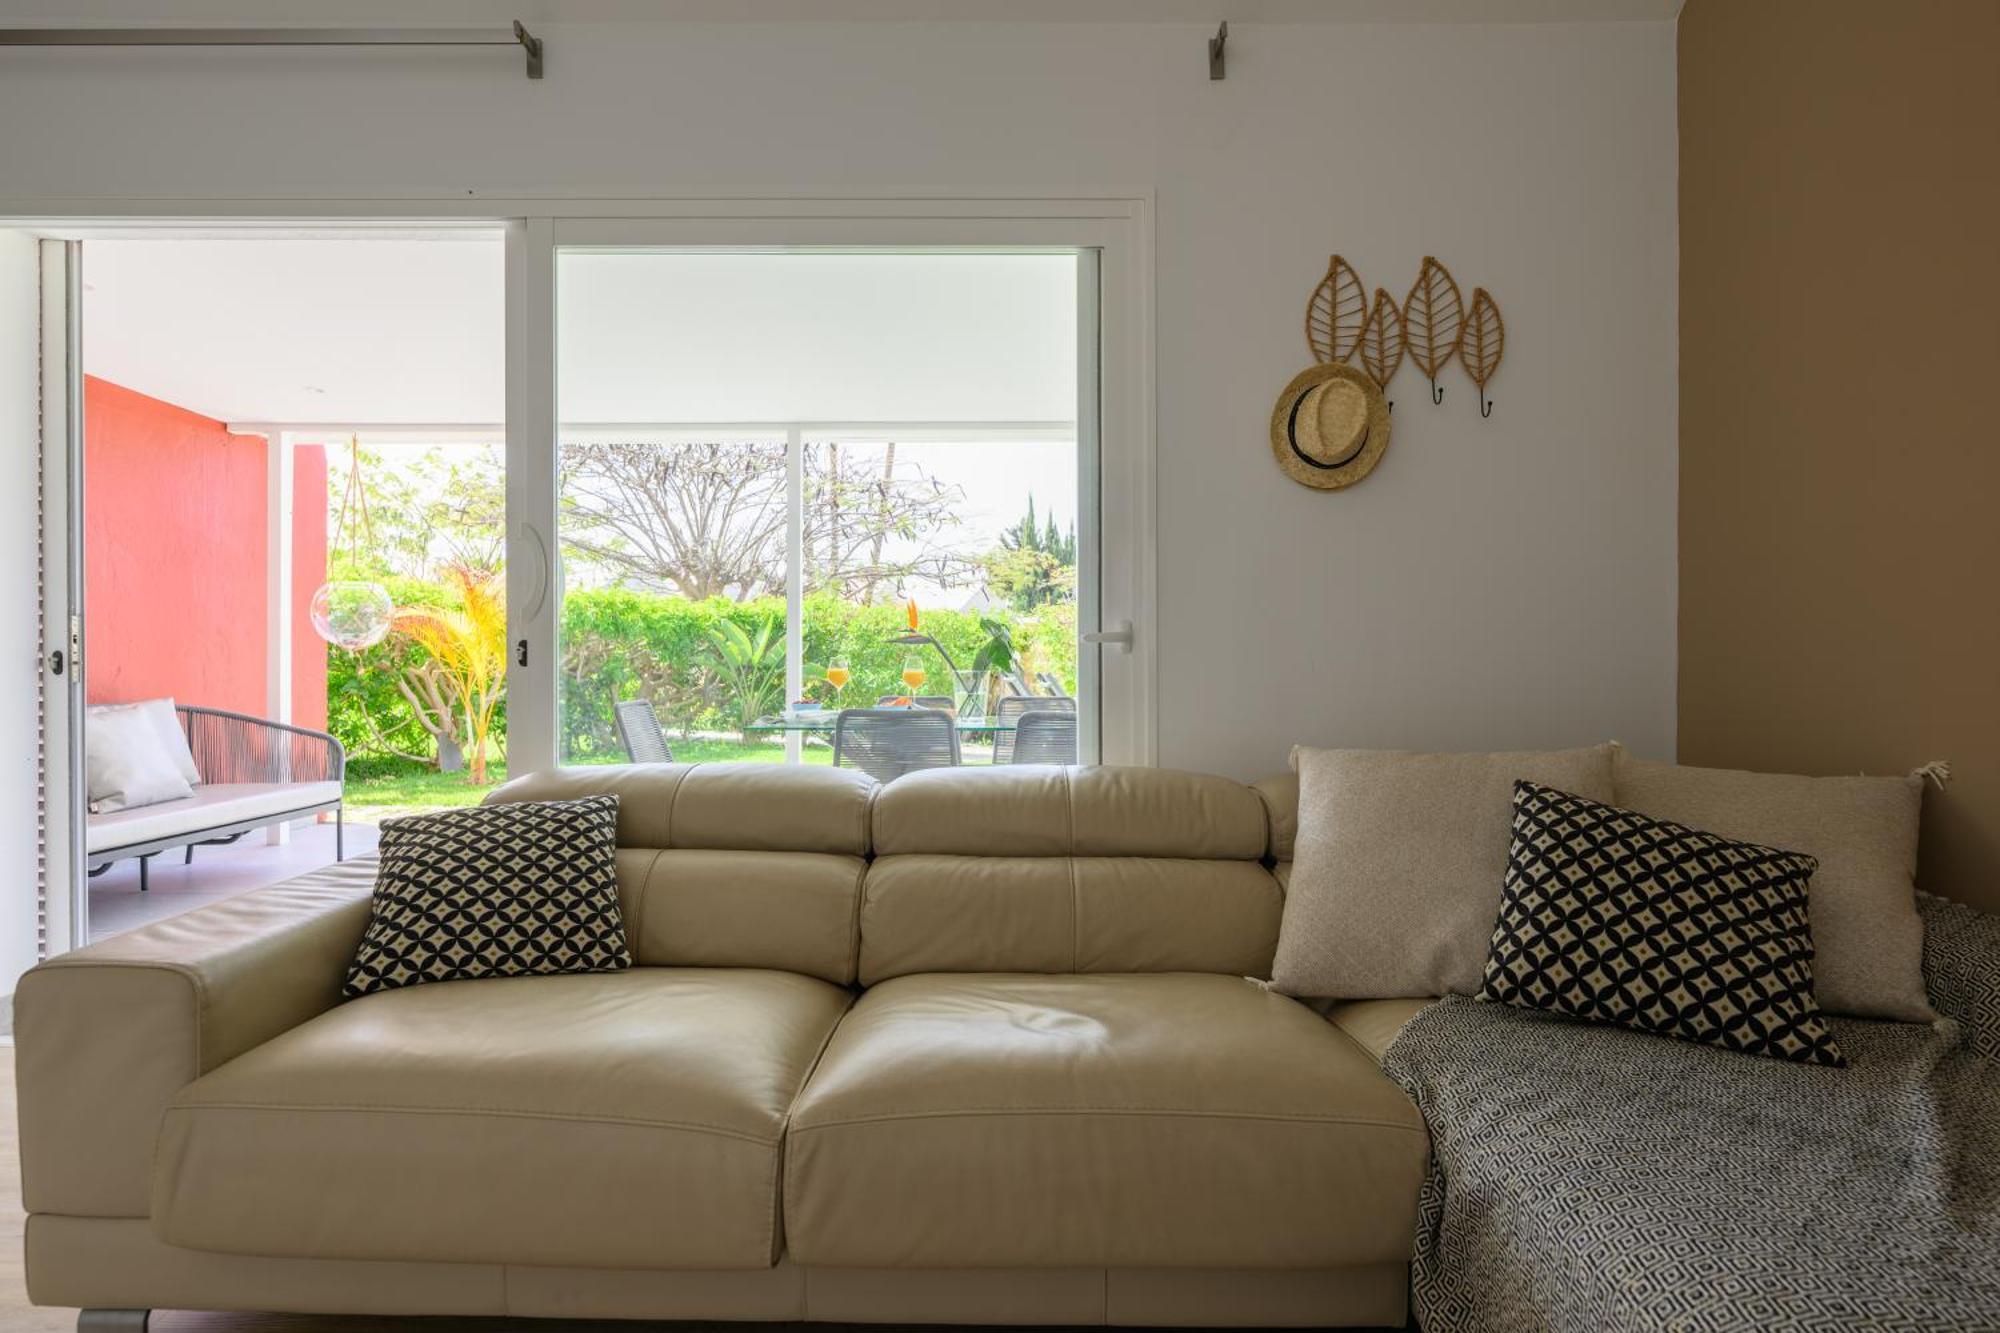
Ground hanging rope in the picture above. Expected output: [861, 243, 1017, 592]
[328, 434, 378, 568]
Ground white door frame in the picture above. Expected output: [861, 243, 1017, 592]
[37, 239, 85, 957]
[7, 195, 1156, 920]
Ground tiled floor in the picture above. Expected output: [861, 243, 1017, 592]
[87, 820, 378, 944]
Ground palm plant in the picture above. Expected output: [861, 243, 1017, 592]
[706, 616, 786, 737]
[393, 564, 507, 784]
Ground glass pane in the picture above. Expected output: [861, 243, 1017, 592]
[557, 435, 793, 766]
[554, 249, 1080, 769]
[801, 439, 1078, 765]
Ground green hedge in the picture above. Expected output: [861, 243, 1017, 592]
[556, 589, 1078, 762]
[331, 582, 1077, 767]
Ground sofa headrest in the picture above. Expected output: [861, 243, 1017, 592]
[871, 765, 1269, 860]
[485, 763, 876, 856]
[1252, 772, 1299, 863]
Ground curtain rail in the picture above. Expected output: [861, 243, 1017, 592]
[0, 22, 543, 79]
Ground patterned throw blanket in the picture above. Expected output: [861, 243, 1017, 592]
[1381, 895, 2000, 1332]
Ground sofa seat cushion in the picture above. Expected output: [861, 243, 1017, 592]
[153, 968, 851, 1271]
[784, 972, 1428, 1270]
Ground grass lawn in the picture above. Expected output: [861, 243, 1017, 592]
[344, 738, 832, 821]
[346, 732, 1003, 820]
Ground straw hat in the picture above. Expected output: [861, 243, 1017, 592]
[1268, 362, 1391, 490]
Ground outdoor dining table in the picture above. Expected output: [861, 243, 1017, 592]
[744, 710, 1017, 737]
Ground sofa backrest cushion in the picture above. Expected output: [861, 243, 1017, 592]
[862, 766, 1279, 983]
[872, 765, 1268, 859]
[487, 764, 875, 984]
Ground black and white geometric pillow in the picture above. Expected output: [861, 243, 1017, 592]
[1479, 781, 1845, 1067]
[344, 795, 631, 999]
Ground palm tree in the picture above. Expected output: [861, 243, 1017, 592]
[392, 564, 507, 784]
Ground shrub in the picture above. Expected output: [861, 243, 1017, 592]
[332, 581, 1079, 766]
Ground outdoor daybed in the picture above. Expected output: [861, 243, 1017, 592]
[86, 704, 346, 891]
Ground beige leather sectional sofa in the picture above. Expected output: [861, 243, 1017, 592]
[16, 764, 1431, 1329]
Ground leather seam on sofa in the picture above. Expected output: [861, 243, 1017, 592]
[792, 1109, 1428, 1131]
[628, 846, 664, 958]
[658, 764, 696, 847]
[767, 1010, 850, 1268]
[860, 785, 881, 862]
[1061, 765, 1076, 853]
[1067, 853, 1081, 971]
[843, 860, 867, 982]
[160, 1102, 784, 1145]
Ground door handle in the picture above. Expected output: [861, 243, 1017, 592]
[514, 521, 550, 622]
[1082, 621, 1134, 652]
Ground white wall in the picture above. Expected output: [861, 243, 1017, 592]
[0, 229, 44, 994]
[0, 13, 1679, 782]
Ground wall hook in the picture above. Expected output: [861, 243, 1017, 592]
[1480, 395, 1494, 418]
[1431, 380, 1445, 405]
[1209, 21, 1227, 80]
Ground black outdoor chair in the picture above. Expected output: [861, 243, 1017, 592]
[1009, 710, 1079, 765]
[614, 699, 675, 764]
[992, 694, 1077, 764]
[832, 707, 961, 783]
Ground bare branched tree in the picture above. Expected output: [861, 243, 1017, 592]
[562, 442, 790, 600]
[562, 440, 976, 602]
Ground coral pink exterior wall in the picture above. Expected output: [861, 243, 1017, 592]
[84, 376, 328, 730]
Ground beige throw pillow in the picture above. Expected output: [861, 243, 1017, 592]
[1271, 743, 1616, 999]
[1612, 747, 1933, 1022]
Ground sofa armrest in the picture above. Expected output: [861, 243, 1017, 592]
[14, 859, 376, 1219]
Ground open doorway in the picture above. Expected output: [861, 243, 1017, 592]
[67, 228, 506, 942]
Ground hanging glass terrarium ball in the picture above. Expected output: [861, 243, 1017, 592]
[309, 580, 395, 651]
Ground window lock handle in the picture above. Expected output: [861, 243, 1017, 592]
[1082, 621, 1134, 653]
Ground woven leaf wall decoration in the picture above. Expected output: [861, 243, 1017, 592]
[1304, 255, 1368, 364]
[1400, 256, 1466, 403]
[1358, 288, 1405, 400]
[1461, 287, 1505, 417]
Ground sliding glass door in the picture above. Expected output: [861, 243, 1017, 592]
[540, 247, 1095, 770]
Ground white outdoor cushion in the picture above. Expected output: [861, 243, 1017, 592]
[84, 707, 194, 815]
[87, 698, 201, 787]
[86, 782, 344, 854]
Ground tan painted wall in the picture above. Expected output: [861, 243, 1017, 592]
[1678, 0, 2000, 907]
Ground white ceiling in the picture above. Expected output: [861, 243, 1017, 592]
[83, 234, 507, 424]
